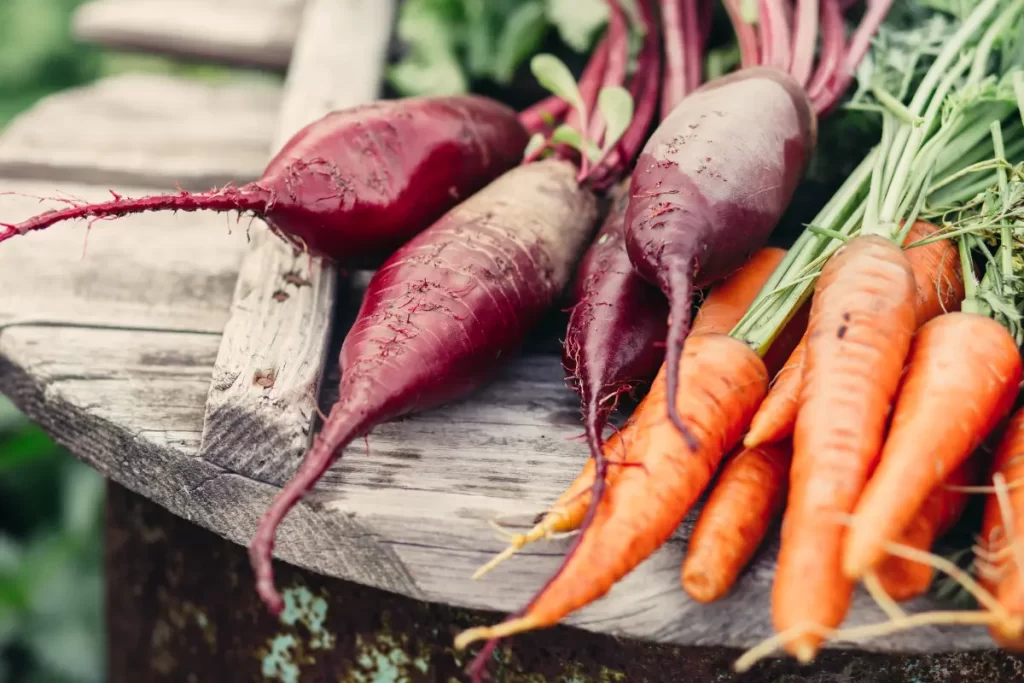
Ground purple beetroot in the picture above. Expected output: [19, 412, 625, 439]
[251, 158, 600, 613]
[0, 95, 529, 267]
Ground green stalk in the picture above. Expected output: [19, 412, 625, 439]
[991, 120, 1015, 291]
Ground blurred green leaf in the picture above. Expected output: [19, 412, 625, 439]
[531, 53, 585, 119]
[0, 425, 59, 474]
[387, 0, 469, 95]
[523, 131, 547, 159]
[61, 464, 103, 540]
[492, 1, 549, 84]
[0, 398, 25, 433]
[550, 123, 584, 151]
[545, 0, 608, 52]
[597, 85, 633, 153]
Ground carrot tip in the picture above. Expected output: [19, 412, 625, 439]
[681, 570, 724, 604]
[454, 614, 543, 650]
[472, 540, 525, 580]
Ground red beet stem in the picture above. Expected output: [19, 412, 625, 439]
[660, 0, 688, 116]
[249, 398, 378, 613]
[722, 0, 761, 68]
[681, 0, 702, 93]
[806, 0, 845, 100]
[815, 0, 894, 113]
[789, 0, 820, 86]
[519, 95, 570, 135]
[759, 0, 793, 71]
[587, 0, 630, 144]
[0, 186, 268, 245]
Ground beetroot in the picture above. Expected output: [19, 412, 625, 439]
[0, 95, 529, 267]
[562, 181, 668, 459]
[250, 159, 599, 612]
[625, 66, 816, 440]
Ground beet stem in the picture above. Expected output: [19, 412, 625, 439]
[789, 0, 820, 87]
[806, 0, 845, 101]
[587, 0, 631, 144]
[0, 186, 270, 245]
[722, 0, 761, 68]
[660, 0, 690, 117]
[816, 0, 895, 113]
[681, 0, 703, 93]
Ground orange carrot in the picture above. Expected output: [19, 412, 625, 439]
[844, 312, 1022, 579]
[874, 458, 976, 602]
[980, 407, 1024, 650]
[681, 440, 791, 603]
[745, 221, 963, 448]
[455, 333, 769, 648]
[692, 248, 789, 335]
[772, 234, 918, 661]
[472, 247, 786, 578]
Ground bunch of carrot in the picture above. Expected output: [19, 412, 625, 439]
[454, 0, 1024, 676]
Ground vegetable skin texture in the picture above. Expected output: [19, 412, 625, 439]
[843, 312, 1022, 579]
[745, 220, 965, 448]
[563, 182, 669, 465]
[625, 65, 816, 442]
[555, 246, 786, 532]
[251, 159, 599, 612]
[479, 245, 787, 577]
[455, 333, 769, 645]
[980, 407, 1024, 650]
[682, 440, 792, 603]
[0, 96, 529, 267]
[875, 459, 975, 602]
[772, 234, 918, 661]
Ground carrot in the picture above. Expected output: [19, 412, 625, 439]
[980, 406, 1024, 649]
[473, 246, 785, 579]
[874, 458, 976, 602]
[843, 311, 1022, 579]
[771, 233, 918, 661]
[455, 333, 769, 648]
[745, 220, 964, 448]
[681, 440, 791, 603]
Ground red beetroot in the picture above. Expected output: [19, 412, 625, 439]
[562, 182, 668, 459]
[0, 95, 529, 267]
[251, 159, 599, 613]
[624, 68, 817, 442]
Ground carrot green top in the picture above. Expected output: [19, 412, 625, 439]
[731, 0, 1024, 356]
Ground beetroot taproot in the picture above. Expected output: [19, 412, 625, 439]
[625, 66, 815, 441]
[0, 95, 529, 266]
[250, 158, 599, 612]
[563, 183, 667, 460]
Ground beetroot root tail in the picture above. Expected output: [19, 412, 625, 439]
[665, 273, 700, 451]
[0, 185, 269, 242]
[248, 407, 365, 614]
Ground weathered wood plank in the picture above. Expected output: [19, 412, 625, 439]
[72, 0, 302, 71]
[198, 0, 396, 487]
[0, 74, 280, 190]
[0, 179, 244, 333]
[0, 324, 994, 653]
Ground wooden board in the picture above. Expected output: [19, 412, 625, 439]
[0, 0, 1001, 659]
[0, 74, 281, 190]
[197, 0, 396, 496]
[72, 0, 302, 71]
[0, 322, 994, 654]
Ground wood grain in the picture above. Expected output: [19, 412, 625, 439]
[72, 0, 302, 71]
[0, 324, 993, 653]
[0, 178, 244, 333]
[197, 0, 396, 484]
[0, 73, 281, 190]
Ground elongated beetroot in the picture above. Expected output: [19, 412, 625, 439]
[563, 182, 668, 457]
[0, 95, 529, 267]
[625, 66, 816, 439]
[251, 159, 599, 612]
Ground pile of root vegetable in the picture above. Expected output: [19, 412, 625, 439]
[8, 0, 1024, 679]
